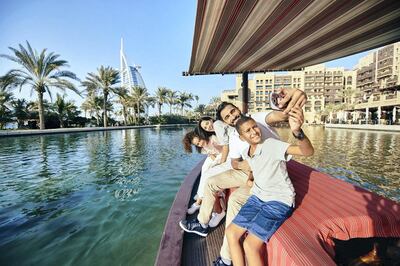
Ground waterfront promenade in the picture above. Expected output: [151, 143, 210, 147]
[325, 124, 400, 132]
[0, 124, 193, 137]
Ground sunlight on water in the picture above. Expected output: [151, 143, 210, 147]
[276, 126, 400, 202]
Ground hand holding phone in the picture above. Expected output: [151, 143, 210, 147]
[269, 92, 286, 111]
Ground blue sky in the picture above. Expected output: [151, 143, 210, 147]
[0, 0, 371, 112]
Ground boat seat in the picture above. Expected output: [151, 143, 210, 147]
[259, 160, 400, 265]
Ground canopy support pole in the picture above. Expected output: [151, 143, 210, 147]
[242, 72, 249, 114]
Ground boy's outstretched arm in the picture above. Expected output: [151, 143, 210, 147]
[286, 106, 314, 157]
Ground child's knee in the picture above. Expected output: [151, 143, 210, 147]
[243, 237, 263, 254]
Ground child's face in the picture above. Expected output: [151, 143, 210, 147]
[239, 120, 261, 145]
[192, 137, 206, 148]
[200, 120, 214, 132]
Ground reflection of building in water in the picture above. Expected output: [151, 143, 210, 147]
[119, 38, 146, 90]
[221, 42, 400, 124]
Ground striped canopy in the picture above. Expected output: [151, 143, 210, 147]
[185, 0, 400, 75]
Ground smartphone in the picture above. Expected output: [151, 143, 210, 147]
[269, 92, 285, 111]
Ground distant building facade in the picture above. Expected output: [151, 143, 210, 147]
[220, 42, 400, 124]
[119, 38, 146, 90]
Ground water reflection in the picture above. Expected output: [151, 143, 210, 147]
[276, 126, 400, 202]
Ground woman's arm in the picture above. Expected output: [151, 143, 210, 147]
[219, 145, 229, 163]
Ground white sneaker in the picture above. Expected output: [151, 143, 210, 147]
[209, 211, 226, 228]
[187, 203, 201, 214]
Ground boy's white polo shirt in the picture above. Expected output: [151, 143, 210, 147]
[228, 112, 280, 159]
[243, 138, 295, 207]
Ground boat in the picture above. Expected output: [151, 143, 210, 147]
[156, 1, 400, 265]
[156, 159, 400, 265]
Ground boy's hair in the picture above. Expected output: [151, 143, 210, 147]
[182, 130, 203, 153]
[216, 102, 237, 121]
[197, 116, 215, 141]
[235, 116, 255, 135]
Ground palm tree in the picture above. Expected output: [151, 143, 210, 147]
[343, 87, 355, 106]
[206, 96, 222, 117]
[0, 88, 14, 129]
[80, 100, 90, 119]
[154, 87, 168, 117]
[194, 104, 206, 115]
[12, 99, 29, 128]
[177, 92, 193, 116]
[54, 94, 68, 127]
[115, 87, 130, 126]
[82, 95, 103, 126]
[144, 96, 156, 124]
[65, 102, 79, 127]
[131, 86, 149, 124]
[81, 66, 120, 127]
[0, 41, 80, 129]
[166, 89, 178, 114]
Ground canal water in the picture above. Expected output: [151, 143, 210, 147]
[0, 126, 399, 265]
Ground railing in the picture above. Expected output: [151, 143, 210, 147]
[385, 94, 396, 100]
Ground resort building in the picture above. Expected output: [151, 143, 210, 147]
[220, 42, 400, 124]
[351, 42, 400, 124]
[119, 38, 147, 90]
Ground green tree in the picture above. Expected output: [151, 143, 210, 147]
[65, 102, 79, 127]
[144, 96, 156, 124]
[114, 87, 130, 126]
[194, 104, 206, 115]
[131, 86, 149, 124]
[82, 66, 120, 127]
[154, 87, 168, 117]
[166, 89, 178, 114]
[54, 94, 67, 127]
[177, 92, 193, 116]
[0, 88, 14, 129]
[12, 99, 29, 128]
[0, 41, 80, 129]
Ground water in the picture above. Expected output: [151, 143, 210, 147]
[0, 126, 399, 266]
[0, 128, 203, 266]
[276, 126, 400, 202]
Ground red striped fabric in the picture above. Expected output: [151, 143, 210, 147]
[263, 160, 400, 265]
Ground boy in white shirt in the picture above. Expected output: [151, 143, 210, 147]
[226, 107, 314, 266]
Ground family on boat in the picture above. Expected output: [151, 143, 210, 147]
[179, 88, 310, 266]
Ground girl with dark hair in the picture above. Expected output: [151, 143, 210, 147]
[182, 130, 225, 226]
[197, 116, 232, 165]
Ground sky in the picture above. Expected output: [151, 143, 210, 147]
[0, 0, 373, 114]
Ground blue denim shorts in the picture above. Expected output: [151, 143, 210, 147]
[232, 195, 293, 242]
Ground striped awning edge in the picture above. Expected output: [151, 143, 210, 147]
[186, 0, 400, 76]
